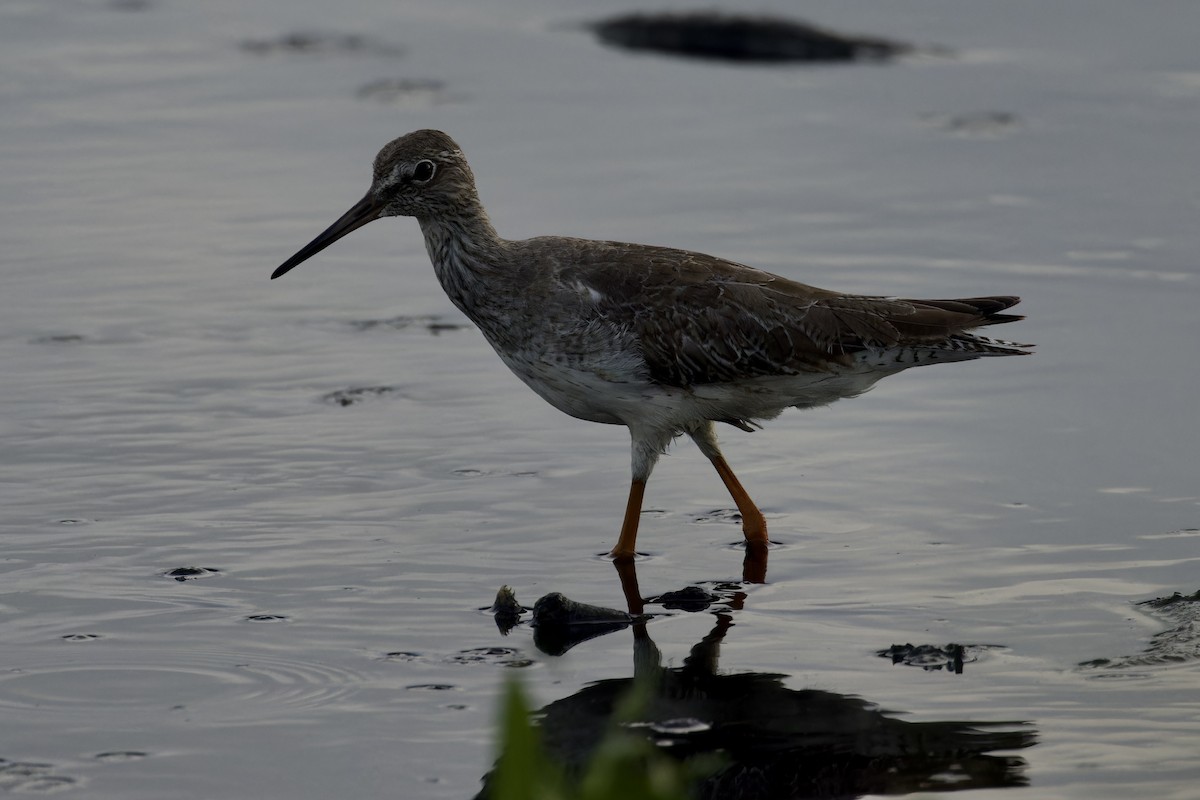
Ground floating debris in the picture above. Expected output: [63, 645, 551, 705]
[877, 642, 998, 674]
[490, 585, 528, 634]
[645, 586, 719, 612]
[591, 12, 912, 64]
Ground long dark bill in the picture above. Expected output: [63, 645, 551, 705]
[271, 191, 383, 279]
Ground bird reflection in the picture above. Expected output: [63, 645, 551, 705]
[483, 549, 1035, 799]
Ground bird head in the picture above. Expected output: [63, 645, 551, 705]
[272, 129, 474, 279]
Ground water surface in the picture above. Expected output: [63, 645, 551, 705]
[2, 1, 1198, 797]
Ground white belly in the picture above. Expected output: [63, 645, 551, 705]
[492, 342, 896, 433]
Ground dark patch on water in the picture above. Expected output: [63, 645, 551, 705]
[61, 633, 103, 642]
[29, 334, 85, 345]
[345, 315, 467, 334]
[244, 614, 288, 623]
[922, 111, 1024, 138]
[590, 12, 913, 64]
[107, 0, 153, 10]
[164, 566, 220, 582]
[240, 32, 405, 58]
[406, 683, 458, 691]
[346, 315, 433, 331]
[94, 751, 148, 762]
[321, 386, 401, 406]
[381, 650, 424, 662]
[692, 508, 742, 524]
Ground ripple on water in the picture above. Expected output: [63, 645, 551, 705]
[0, 649, 365, 721]
[443, 647, 533, 667]
[0, 759, 77, 793]
[92, 751, 148, 763]
[342, 314, 466, 333]
[239, 32, 405, 57]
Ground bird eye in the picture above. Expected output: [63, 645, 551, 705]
[411, 159, 436, 184]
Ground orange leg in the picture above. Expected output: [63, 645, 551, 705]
[609, 479, 646, 562]
[710, 455, 769, 546]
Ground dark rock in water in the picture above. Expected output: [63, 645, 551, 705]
[531, 592, 641, 656]
[1079, 587, 1200, 670]
[532, 592, 633, 627]
[591, 12, 910, 63]
[1142, 588, 1200, 608]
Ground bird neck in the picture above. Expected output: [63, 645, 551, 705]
[417, 198, 510, 318]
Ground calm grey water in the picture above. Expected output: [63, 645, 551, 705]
[3, 0, 1198, 797]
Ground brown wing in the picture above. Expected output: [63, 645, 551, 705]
[553, 239, 1023, 387]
